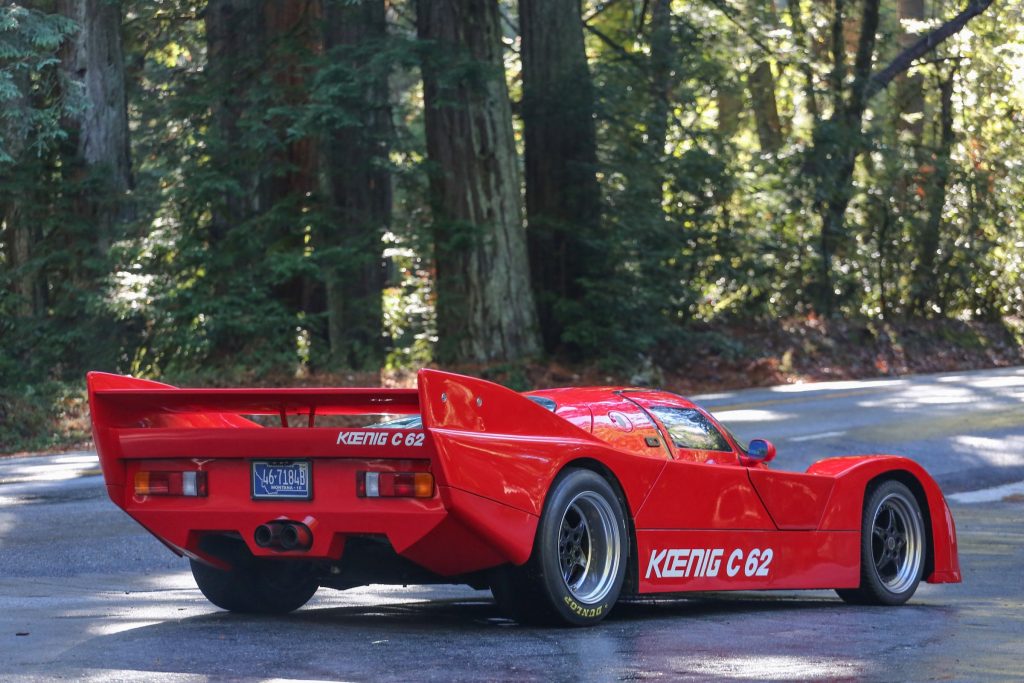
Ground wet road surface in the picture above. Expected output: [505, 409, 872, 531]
[2, 367, 1023, 681]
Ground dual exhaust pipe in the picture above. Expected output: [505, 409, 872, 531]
[254, 521, 312, 551]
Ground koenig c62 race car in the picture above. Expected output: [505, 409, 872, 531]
[87, 369, 960, 625]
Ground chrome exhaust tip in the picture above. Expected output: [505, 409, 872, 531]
[279, 522, 312, 551]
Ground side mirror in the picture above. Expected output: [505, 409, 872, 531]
[746, 439, 776, 464]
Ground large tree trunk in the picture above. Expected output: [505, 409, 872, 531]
[203, 1, 323, 363]
[262, 1, 321, 319]
[320, 0, 392, 369]
[205, 0, 266, 241]
[417, 0, 541, 362]
[520, 0, 602, 353]
[57, 0, 132, 255]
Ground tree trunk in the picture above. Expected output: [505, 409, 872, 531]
[787, 0, 819, 122]
[205, 0, 266, 241]
[628, 0, 674, 225]
[57, 0, 132, 255]
[320, 0, 392, 369]
[647, 0, 673, 164]
[912, 73, 955, 315]
[3, 202, 44, 317]
[520, 0, 602, 353]
[896, 0, 926, 136]
[262, 0, 321, 206]
[0, 71, 43, 317]
[747, 0, 783, 154]
[417, 0, 541, 362]
[812, 0, 880, 315]
[748, 61, 783, 153]
[717, 81, 743, 137]
[262, 1, 321, 320]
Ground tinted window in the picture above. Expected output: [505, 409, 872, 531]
[647, 406, 732, 452]
[370, 415, 423, 429]
[527, 396, 557, 411]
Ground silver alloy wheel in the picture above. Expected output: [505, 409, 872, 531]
[870, 491, 923, 594]
[557, 491, 622, 604]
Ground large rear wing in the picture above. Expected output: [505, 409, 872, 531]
[87, 368, 586, 493]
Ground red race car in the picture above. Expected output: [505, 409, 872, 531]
[87, 369, 960, 625]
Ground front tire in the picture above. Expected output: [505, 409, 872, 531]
[492, 468, 628, 626]
[190, 538, 318, 614]
[837, 480, 926, 606]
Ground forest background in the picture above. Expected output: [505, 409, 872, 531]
[1, 0, 1022, 452]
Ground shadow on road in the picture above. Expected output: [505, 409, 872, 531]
[51, 591, 958, 681]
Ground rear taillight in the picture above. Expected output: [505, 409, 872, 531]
[134, 471, 208, 497]
[356, 471, 433, 498]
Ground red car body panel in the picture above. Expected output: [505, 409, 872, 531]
[87, 368, 961, 592]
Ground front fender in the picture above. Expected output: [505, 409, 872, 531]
[808, 456, 961, 583]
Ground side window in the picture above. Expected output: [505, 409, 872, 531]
[647, 406, 732, 452]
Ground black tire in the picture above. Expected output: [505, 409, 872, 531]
[837, 480, 926, 606]
[190, 540, 319, 614]
[491, 468, 628, 626]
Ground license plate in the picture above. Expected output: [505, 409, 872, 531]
[251, 460, 312, 500]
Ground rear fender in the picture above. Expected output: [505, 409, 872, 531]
[417, 370, 667, 564]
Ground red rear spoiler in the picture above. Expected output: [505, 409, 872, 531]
[87, 372, 426, 494]
[87, 371, 418, 429]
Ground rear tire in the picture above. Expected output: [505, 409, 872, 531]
[837, 480, 926, 606]
[491, 468, 628, 626]
[190, 538, 318, 614]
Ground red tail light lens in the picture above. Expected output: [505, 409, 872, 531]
[356, 471, 433, 498]
[135, 471, 207, 497]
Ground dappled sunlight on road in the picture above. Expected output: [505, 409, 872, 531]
[709, 408, 792, 424]
[770, 379, 904, 394]
[666, 653, 868, 680]
[950, 434, 1024, 468]
[0, 452, 99, 484]
[0, 511, 14, 549]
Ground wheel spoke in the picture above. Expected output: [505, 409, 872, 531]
[875, 550, 889, 571]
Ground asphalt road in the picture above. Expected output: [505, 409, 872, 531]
[2, 366, 1023, 681]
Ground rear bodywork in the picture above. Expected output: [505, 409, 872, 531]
[87, 369, 960, 592]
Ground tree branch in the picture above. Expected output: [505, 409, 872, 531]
[582, 21, 645, 69]
[865, 0, 994, 101]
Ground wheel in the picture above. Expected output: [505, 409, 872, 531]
[837, 480, 926, 606]
[190, 538, 318, 614]
[491, 468, 628, 626]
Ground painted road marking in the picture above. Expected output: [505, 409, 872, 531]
[789, 431, 846, 442]
[949, 480, 1024, 504]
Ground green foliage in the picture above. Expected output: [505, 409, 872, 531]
[0, 381, 89, 453]
[1, 0, 1022, 415]
[0, 4, 79, 163]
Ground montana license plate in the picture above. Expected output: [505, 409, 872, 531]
[251, 460, 312, 500]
